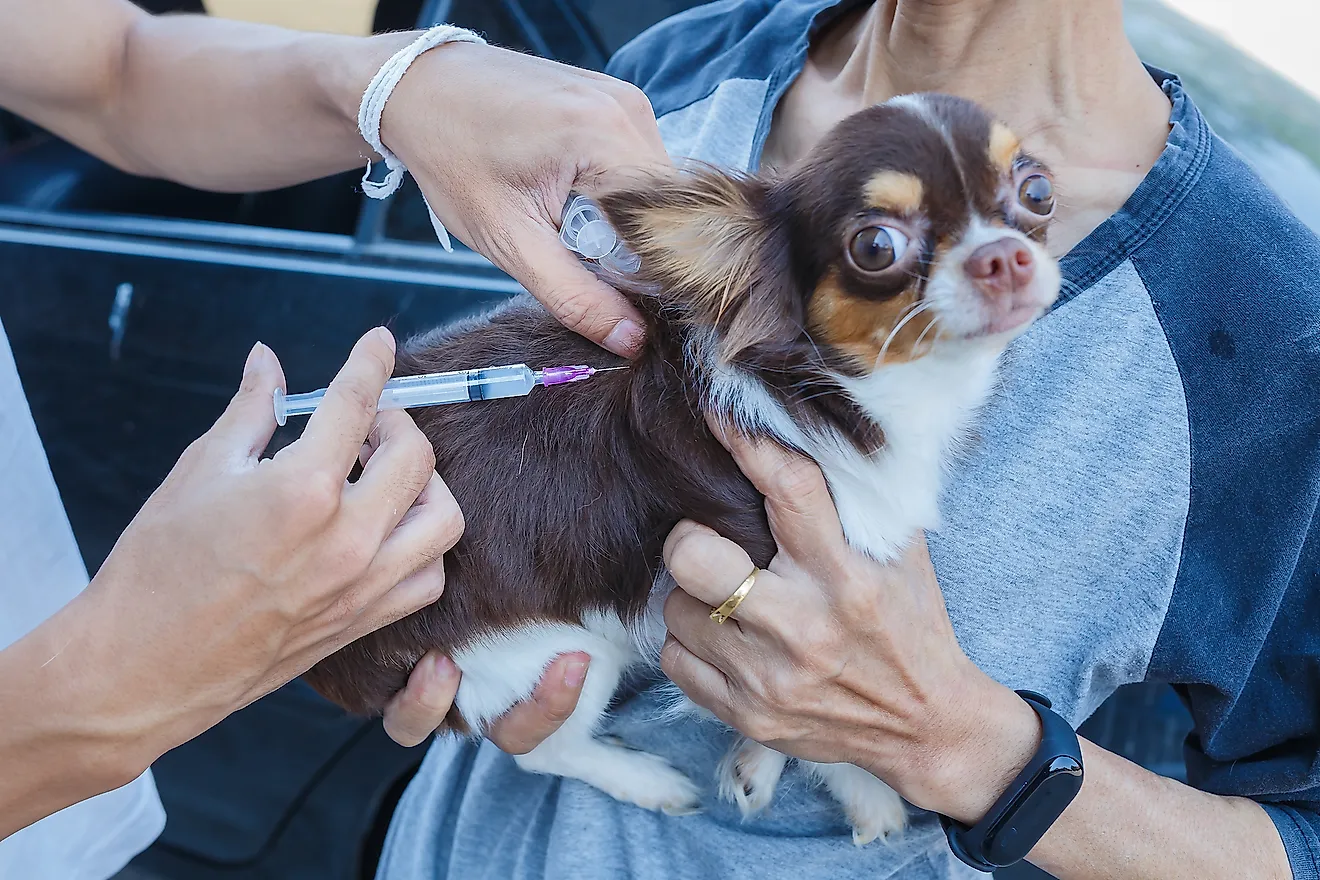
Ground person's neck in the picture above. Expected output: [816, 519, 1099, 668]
[768, 0, 1172, 254]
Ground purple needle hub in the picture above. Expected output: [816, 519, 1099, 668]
[539, 365, 598, 386]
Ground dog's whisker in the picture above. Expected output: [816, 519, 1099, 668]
[877, 301, 933, 363]
[913, 315, 942, 354]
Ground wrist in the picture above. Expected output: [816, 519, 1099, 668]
[916, 675, 1043, 825]
[315, 30, 417, 158]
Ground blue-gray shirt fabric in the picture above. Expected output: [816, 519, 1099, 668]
[377, 2, 1320, 877]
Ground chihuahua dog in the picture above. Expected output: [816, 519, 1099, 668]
[305, 94, 1061, 843]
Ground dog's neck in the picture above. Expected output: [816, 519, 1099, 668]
[700, 338, 1004, 560]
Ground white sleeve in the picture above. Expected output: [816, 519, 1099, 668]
[0, 320, 166, 878]
[0, 773, 166, 880]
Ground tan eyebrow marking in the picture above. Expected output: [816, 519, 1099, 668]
[989, 122, 1021, 175]
[863, 171, 925, 214]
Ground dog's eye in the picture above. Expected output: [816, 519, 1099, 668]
[1018, 174, 1055, 216]
[848, 226, 909, 273]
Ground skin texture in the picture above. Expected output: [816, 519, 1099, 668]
[0, 0, 660, 836]
[661, 2, 1293, 877]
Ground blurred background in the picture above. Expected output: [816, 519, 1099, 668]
[0, 1, 1314, 878]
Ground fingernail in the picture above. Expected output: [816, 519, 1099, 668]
[602, 319, 644, 358]
[373, 326, 397, 354]
[432, 655, 457, 680]
[243, 341, 269, 378]
[563, 659, 588, 689]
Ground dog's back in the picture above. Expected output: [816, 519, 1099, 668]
[303, 297, 774, 715]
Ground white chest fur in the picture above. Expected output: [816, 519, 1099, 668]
[709, 344, 1004, 561]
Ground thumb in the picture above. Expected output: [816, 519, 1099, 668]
[493, 214, 647, 358]
[209, 341, 287, 458]
[707, 414, 849, 567]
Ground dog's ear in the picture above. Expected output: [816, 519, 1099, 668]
[597, 167, 884, 454]
[595, 167, 798, 362]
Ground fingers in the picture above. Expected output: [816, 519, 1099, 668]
[497, 216, 646, 358]
[706, 417, 848, 567]
[296, 327, 396, 477]
[487, 653, 589, 755]
[347, 410, 438, 545]
[209, 341, 287, 459]
[383, 652, 461, 747]
[360, 471, 464, 602]
[336, 562, 447, 656]
[659, 635, 737, 722]
[662, 587, 755, 679]
[662, 520, 766, 624]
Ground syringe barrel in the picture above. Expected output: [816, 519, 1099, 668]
[559, 194, 641, 274]
[274, 364, 538, 425]
[378, 365, 536, 409]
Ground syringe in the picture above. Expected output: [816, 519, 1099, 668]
[273, 363, 620, 426]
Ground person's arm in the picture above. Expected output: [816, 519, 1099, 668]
[0, 0, 667, 354]
[659, 429, 1295, 879]
[0, 331, 580, 839]
[0, 329, 453, 837]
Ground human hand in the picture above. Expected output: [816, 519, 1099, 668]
[659, 428, 1042, 825]
[380, 42, 670, 357]
[80, 329, 462, 771]
[382, 651, 589, 751]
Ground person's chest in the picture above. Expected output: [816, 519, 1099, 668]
[928, 260, 1190, 723]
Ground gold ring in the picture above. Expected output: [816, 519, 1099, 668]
[710, 568, 759, 624]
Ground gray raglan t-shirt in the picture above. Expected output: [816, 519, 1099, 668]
[377, 3, 1320, 878]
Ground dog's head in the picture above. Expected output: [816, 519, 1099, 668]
[596, 93, 1061, 389]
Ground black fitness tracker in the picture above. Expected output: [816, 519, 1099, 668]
[940, 690, 1084, 872]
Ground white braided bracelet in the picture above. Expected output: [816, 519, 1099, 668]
[358, 24, 486, 251]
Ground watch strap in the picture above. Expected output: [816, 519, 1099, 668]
[941, 690, 1083, 871]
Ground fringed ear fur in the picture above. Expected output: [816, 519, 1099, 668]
[594, 166, 887, 456]
[594, 166, 795, 362]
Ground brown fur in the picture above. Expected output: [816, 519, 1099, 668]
[807, 271, 936, 367]
[303, 95, 1051, 715]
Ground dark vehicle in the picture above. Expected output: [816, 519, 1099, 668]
[0, 3, 1196, 879]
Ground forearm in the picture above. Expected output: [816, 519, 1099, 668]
[0, 591, 154, 839]
[0, 0, 412, 191]
[100, 16, 411, 190]
[1027, 738, 1292, 880]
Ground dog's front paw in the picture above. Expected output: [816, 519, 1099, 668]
[717, 739, 789, 818]
[807, 762, 908, 845]
[840, 779, 908, 845]
[604, 749, 703, 815]
[846, 792, 908, 846]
